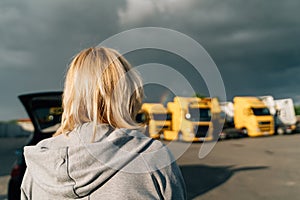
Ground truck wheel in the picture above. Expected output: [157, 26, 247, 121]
[219, 132, 227, 140]
[241, 128, 248, 137]
[277, 127, 284, 135]
[178, 132, 183, 141]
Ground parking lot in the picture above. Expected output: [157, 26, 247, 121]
[175, 133, 300, 200]
[1, 133, 300, 200]
[0, 137, 28, 200]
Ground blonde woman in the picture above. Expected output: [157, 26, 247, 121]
[21, 47, 186, 200]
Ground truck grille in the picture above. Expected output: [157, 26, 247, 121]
[259, 121, 271, 125]
[156, 125, 170, 132]
[194, 125, 209, 138]
[258, 121, 271, 132]
[259, 126, 271, 132]
[259, 125, 271, 132]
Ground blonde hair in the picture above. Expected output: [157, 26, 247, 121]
[54, 47, 143, 136]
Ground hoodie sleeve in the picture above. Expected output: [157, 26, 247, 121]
[21, 190, 28, 200]
[151, 161, 187, 200]
[21, 169, 32, 200]
[21, 187, 29, 200]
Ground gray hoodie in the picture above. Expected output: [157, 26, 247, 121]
[21, 123, 186, 200]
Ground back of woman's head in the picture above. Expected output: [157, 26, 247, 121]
[55, 47, 143, 135]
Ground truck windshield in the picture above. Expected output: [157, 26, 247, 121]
[188, 108, 211, 122]
[136, 112, 147, 123]
[152, 113, 172, 121]
[252, 108, 271, 116]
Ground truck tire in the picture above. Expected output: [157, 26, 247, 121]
[241, 128, 248, 137]
[219, 132, 227, 140]
[277, 127, 284, 135]
[178, 132, 183, 141]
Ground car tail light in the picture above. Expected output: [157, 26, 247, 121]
[10, 164, 21, 178]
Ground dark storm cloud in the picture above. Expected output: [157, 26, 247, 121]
[1, 0, 300, 120]
[0, 0, 126, 120]
[119, 0, 300, 101]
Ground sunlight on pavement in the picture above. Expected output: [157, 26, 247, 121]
[0, 175, 9, 198]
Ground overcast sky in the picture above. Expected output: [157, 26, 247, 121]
[1, 0, 300, 121]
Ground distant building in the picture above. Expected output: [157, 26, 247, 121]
[0, 119, 32, 137]
[17, 118, 34, 132]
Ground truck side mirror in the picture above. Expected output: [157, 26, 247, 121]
[277, 110, 281, 115]
[136, 112, 147, 123]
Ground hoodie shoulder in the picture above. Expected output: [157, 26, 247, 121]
[35, 133, 69, 148]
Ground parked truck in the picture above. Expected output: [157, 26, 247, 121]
[163, 96, 221, 142]
[233, 96, 274, 137]
[260, 96, 297, 134]
[275, 98, 297, 134]
[136, 103, 171, 139]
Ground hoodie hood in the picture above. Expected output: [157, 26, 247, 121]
[24, 123, 174, 198]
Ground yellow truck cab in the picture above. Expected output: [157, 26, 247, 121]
[233, 97, 274, 137]
[164, 96, 215, 142]
[136, 103, 171, 139]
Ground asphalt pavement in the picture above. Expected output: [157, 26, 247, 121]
[0, 137, 28, 200]
[1, 133, 300, 200]
[173, 133, 300, 200]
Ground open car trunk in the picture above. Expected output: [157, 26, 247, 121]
[18, 91, 63, 145]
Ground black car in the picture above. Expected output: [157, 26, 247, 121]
[8, 92, 62, 200]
